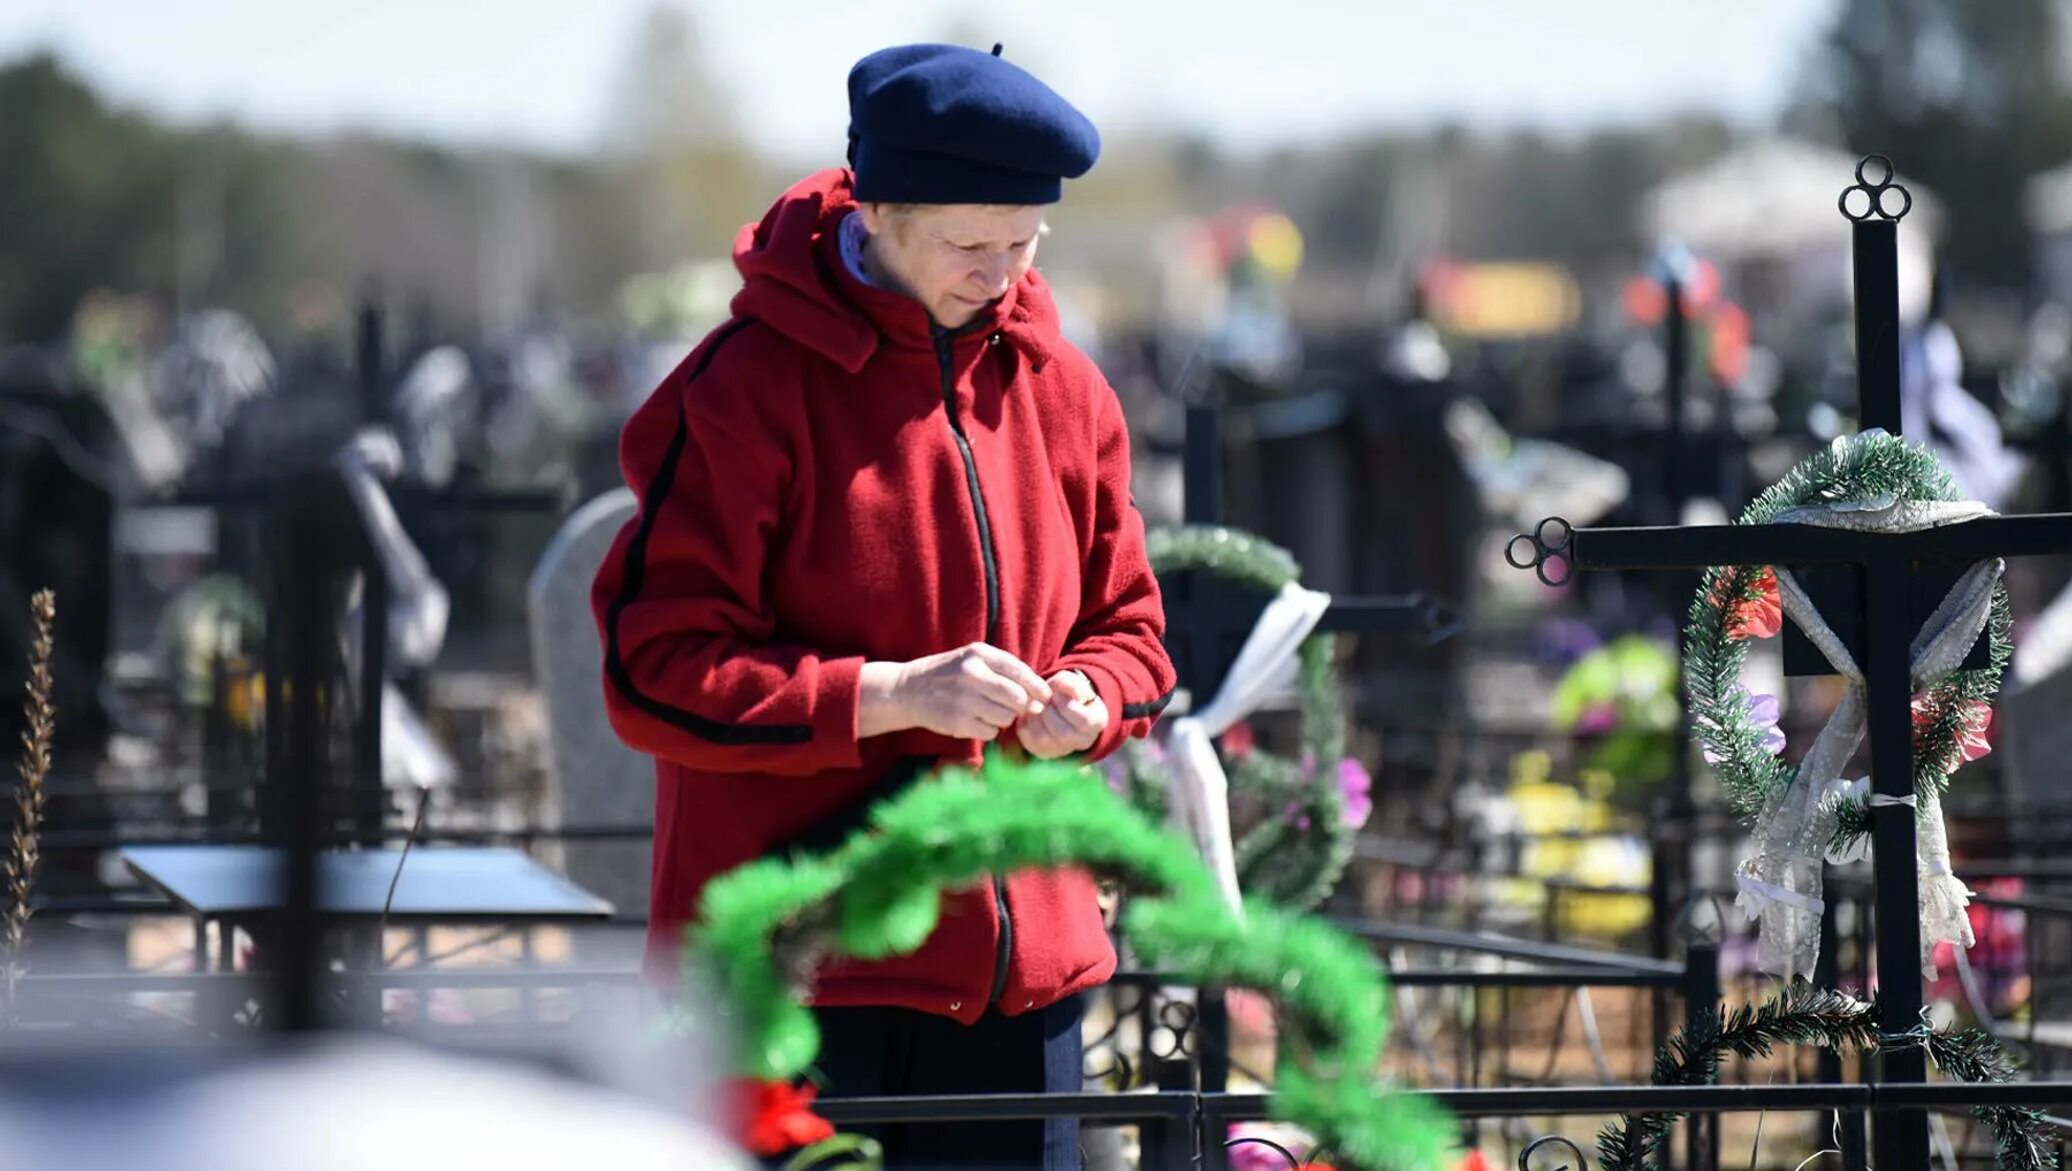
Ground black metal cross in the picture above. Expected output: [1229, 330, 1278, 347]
[1505, 156, 2072, 1171]
[1159, 392, 1463, 1097]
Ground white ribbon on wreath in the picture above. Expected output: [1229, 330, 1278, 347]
[1164, 582, 1332, 916]
[1734, 469, 1999, 982]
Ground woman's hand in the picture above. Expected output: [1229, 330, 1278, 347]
[859, 643, 1053, 741]
[1014, 670, 1108, 759]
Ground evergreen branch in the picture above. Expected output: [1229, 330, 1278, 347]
[1144, 525, 1302, 594]
[1928, 1029, 2060, 1171]
[1596, 980, 2056, 1171]
[6, 590, 55, 1019]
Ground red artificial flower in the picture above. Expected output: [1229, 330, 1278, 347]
[1220, 720, 1257, 759]
[1712, 567, 1782, 641]
[1912, 696, 1994, 768]
[730, 1078, 836, 1156]
[1457, 1151, 1495, 1171]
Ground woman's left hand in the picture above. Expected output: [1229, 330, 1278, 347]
[1016, 670, 1108, 759]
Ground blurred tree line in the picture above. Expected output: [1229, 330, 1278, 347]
[1788, 0, 2072, 293]
[6, 0, 2072, 349]
[0, 8, 778, 349]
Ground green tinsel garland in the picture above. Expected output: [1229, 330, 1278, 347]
[1597, 979, 2056, 1171]
[781, 1135, 882, 1171]
[1120, 525, 1354, 910]
[1683, 432, 2013, 850]
[689, 756, 1453, 1171]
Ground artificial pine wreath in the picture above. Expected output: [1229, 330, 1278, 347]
[1111, 525, 1362, 910]
[1684, 432, 2011, 855]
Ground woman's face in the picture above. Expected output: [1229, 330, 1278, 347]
[859, 203, 1047, 329]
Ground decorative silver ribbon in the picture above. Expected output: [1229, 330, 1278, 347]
[1733, 432, 1995, 981]
[1165, 582, 1331, 916]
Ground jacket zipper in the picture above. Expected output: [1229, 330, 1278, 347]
[934, 326, 1013, 1008]
[934, 327, 1001, 642]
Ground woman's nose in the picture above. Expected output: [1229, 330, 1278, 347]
[978, 254, 1012, 293]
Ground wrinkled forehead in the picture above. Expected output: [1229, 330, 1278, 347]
[903, 202, 1050, 243]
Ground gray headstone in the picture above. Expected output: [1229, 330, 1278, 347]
[528, 489, 646, 919]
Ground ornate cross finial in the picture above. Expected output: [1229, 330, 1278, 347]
[1505, 516, 1575, 587]
[1839, 154, 1913, 223]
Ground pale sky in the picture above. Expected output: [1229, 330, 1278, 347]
[0, 1, 1838, 160]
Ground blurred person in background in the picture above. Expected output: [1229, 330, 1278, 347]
[592, 41, 1176, 1170]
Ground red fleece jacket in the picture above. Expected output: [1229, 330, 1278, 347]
[592, 169, 1176, 1023]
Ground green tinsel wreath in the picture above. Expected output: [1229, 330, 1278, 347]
[1112, 525, 1355, 910]
[688, 755, 1452, 1171]
[1684, 432, 2012, 852]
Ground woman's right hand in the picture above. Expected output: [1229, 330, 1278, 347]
[860, 643, 1053, 741]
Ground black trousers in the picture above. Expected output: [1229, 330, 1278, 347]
[809, 996, 1084, 1171]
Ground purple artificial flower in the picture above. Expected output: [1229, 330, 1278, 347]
[1701, 685, 1785, 764]
[1100, 756, 1130, 795]
[1539, 617, 1605, 668]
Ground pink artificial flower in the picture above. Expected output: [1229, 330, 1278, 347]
[1228, 1123, 1318, 1171]
[1337, 757, 1373, 829]
[1573, 702, 1620, 736]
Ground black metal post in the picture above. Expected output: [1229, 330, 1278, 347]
[203, 653, 232, 833]
[356, 294, 385, 426]
[1177, 397, 1233, 1095]
[1185, 403, 1223, 526]
[355, 536, 387, 842]
[1853, 219, 1903, 435]
[1198, 990, 1230, 1094]
[1820, 898, 1869, 1171]
[1653, 269, 1698, 1074]
[1847, 159, 1929, 1171]
[2050, 375, 2072, 513]
[1864, 548, 1930, 1171]
[351, 292, 392, 847]
[1683, 938, 1722, 1171]
[1846, 892, 1872, 1171]
[1663, 272, 1689, 519]
[261, 473, 338, 1033]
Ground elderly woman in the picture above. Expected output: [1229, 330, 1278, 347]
[592, 42, 1176, 1169]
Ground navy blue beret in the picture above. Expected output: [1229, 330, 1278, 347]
[847, 43, 1101, 205]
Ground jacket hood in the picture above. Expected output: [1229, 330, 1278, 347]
[730, 168, 1061, 374]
